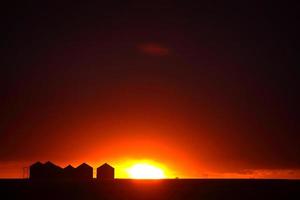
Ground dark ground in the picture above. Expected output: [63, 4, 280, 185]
[1, 179, 299, 200]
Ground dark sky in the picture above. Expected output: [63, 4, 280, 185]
[0, 1, 299, 178]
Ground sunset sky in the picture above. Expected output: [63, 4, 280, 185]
[1, 1, 299, 179]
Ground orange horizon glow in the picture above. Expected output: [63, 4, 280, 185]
[0, 125, 299, 180]
[1, 159, 300, 179]
[127, 163, 165, 179]
[109, 159, 173, 179]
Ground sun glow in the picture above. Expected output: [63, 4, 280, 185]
[127, 163, 166, 179]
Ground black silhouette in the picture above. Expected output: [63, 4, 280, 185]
[63, 165, 75, 180]
[30, 161, 63, 180]
[97, 163, 115, 180]
[75, 163, 93, 180]
[30, 161, 94, 180]
[1, 179, 299, 200]
[29, 161, 44, 180]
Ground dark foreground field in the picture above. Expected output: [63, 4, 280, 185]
[1, 179, 299, 200]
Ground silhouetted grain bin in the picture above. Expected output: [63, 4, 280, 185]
[29, 161, 44, 179]
[74, 163, 93, 180]
[30, 161, 63, 180]
[63, 165, 75, 180]
[97, 163, 114, 180]
[43, 161, 63, 179]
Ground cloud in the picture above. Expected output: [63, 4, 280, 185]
[138, 43, 170, 56]
[201, 169, 300, 179]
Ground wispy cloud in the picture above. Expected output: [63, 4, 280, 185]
[201, 169, 300, 179]
[138, 43, 170, 56]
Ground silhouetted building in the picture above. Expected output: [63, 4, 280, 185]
[97, 163, 114, 180]
[29, 161, 44, 179]
[74, 163, 93, 180]
[43, 161, 63, 179]
[30, 161, 63, 180]
[63, 165, 75, 180]
[30, 161, 96, 181]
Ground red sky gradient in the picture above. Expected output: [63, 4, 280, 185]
[0, 1, 299, 179]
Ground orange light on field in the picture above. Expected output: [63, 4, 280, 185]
[127, 163, 165, 179]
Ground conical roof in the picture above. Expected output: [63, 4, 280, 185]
[64, 165, 75, 170]
[97, 163, 114, 169]
[30, 161, 43, 167]
[44, 161, 55, 166]
[77, 163, 92, 169]
[44, 161, 62, 169]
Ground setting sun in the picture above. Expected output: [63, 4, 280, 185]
[127, 163, 166, 179]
